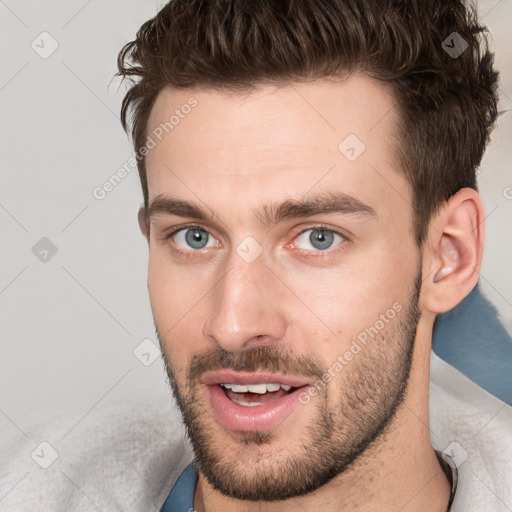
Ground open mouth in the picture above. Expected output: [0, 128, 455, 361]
[219, 382, 298, 407]
[203, 374, 311, 432]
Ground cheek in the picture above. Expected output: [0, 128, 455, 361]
[278, 262, 384, 320]
[278, 249, 415, 346]
[147, 250, 214, 366]
[148, 248, 202, 325]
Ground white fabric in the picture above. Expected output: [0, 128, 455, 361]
[429, 353, 512, 511]
[1, 352, 511, 511]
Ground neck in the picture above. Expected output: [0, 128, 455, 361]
[194, 322, 451, 512]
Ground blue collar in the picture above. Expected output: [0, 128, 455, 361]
[161, 462, 198, 512]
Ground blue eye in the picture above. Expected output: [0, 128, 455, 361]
[166, 225, 345, 256]
[172, 227, 216, 250]
[295, 228, 344, 251]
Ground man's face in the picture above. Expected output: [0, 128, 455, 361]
[145, 75, 423, 500]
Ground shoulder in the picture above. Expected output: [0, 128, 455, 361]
[0, 401, 193, 512]
[429, 352, 512, 511]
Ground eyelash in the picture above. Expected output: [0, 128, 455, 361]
[162, 223, 349, 259]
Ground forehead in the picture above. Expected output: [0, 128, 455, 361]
[146, 74, 397, 151]
[144, 74, 410, 227]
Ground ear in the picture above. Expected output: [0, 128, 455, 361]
[138, 206, 150, 242]
[421, 188, 484, 314]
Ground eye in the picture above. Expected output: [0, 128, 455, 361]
[171, 226, 217, 250]
[294, 227, 345, 251]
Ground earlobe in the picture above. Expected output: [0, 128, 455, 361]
[422, 188, 484, 314]
[138, 206, 150, 241]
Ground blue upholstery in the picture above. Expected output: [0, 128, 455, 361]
[432, 283, 512, 404]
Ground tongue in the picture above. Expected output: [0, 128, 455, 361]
[225, 388, 289, 404]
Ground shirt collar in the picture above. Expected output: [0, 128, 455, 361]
[161, 453, 458, 511]
[160, 461, 197, 512]
[436, 449, 458, 511]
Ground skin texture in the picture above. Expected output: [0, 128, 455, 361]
[140, 74, 484, 511]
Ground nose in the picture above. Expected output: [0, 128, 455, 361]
[202, 254, 288, 352]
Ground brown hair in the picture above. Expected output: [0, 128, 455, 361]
[116, 0, 499, 245]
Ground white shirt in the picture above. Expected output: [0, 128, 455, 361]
[1, 352, 511, 511]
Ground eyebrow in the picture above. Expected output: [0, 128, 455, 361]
[146, 191, 377, 227]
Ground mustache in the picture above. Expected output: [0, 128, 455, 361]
[186, 345, 326, 385]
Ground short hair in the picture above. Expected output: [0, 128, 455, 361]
[116, 0, 499, 245]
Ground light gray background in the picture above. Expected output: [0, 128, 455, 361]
[0, 0, 511, 440]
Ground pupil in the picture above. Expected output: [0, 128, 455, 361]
[310, 229, 334, 250]
[186, 228, 208, 249]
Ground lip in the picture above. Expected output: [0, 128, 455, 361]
[201, 370, 311, 388]
[204, 379, 310, 433]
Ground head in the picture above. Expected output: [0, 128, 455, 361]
[117, 0, 498, 503]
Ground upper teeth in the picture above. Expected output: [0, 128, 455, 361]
[220, 383, 292, 393]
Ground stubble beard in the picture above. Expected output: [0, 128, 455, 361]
[157, 271, 422, 501]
